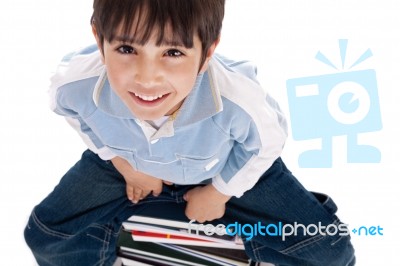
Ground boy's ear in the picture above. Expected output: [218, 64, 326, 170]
[199, 36, 221, 73]
[92, 25, 105, 63]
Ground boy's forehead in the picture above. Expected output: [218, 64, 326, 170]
[112, 21, 195, 47]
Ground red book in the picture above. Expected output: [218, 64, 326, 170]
[131, 230, 213, 242]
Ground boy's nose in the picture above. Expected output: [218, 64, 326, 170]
[134, 61, 162, 88]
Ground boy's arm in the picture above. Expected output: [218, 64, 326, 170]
[211, 94, 288, 198]
[184, 92, 287, 222]
[48, 50, 116, 161]
[197, 57, 288, 199]
[184, 109, 286, 221]
[63, 116, 116, 160]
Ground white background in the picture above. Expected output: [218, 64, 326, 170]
[1, 0, 399, 265]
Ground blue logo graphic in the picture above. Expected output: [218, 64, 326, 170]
[286, 40, 382, 168]
[352, 225, 383, 236]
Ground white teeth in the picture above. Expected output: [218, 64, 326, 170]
[134, 93, 165, 102]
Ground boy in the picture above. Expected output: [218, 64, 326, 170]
[24, 0, 356, 265]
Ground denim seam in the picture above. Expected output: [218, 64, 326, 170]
[31, 210, 71, 239]
[99, 225, 112, 266]
[249, 239, 262, 261]
[346, 255, 356, 266]
[330, 219, 346, 246]
[91, 223, 118, 234]
[86, 224, 114, 243]
[83, 224, 112, 266]
[331, 235, 346, 246]
[86, 233, 108, 243]
[280, 234, 324, 255]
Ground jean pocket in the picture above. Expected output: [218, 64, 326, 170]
[311, 191, 338, 215]
[86, 223, 119, 244]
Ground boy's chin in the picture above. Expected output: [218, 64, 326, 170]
[132, 112, 167, 121]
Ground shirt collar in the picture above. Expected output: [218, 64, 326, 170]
[93, 58, 223, 127]
[93, 69, 135, 119]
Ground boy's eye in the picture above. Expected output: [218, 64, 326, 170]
[165, 49, 183, 57]
[117, 45, 135, 54]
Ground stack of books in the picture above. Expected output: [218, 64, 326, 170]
[117, 202, 253, 266]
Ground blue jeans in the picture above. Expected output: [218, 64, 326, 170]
[24, 150, 355, 266]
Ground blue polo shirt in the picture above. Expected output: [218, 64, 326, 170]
[49, 45, 287, 197]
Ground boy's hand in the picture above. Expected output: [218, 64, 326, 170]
[111, 157, 169, 203]
[124, 170, 163, 203]
[183, 184, 231, 223]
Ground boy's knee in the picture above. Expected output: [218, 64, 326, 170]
[24, 210, 63, 258]
[24, 212, 45, 255]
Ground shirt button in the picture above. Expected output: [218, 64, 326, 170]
[151, 139, 159, 144]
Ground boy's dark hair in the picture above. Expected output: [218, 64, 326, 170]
[91, 0, 225, 68]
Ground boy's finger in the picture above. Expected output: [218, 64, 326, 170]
[132, 188, 142, 203]
[141, 190, 151, 199]
[183, 188, 194, 201]
[152, 186, 162, 197]
[126, 185, 134, 201]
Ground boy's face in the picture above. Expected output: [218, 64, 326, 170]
[94, 27, 217, 121]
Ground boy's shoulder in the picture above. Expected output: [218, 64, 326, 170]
[50, 44, 104, 90]
[49, 45, 105, 115]
[205, 54, 270, 123]
[211, 54, 260, 85]
[209, 54, 267, 101]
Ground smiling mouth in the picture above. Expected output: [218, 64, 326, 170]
[134, 93, 166, 102]
[130, 92, 170, 105]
